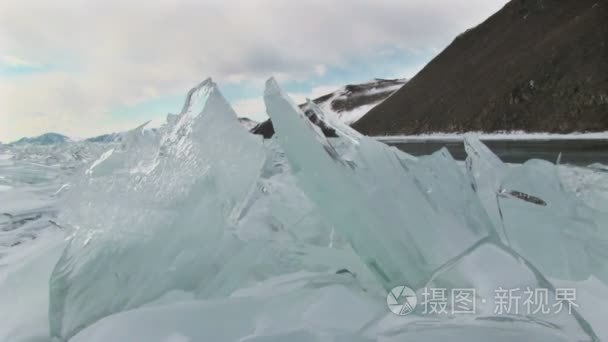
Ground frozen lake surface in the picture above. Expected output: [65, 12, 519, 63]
[384, 138, 608, 166]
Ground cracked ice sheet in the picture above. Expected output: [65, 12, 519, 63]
[552, 276, 608, 341]
[0, 228, 66, 342]
[558, 163, 608, 213]
[464, 134, 608, 339]
[0, 148, 68, 271]
[71, 273, 601, 341]
[498, 160, 608, 281]
[464, 134, 608, 284]
[70, 280, 383, 342]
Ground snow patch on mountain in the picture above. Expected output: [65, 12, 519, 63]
[238, 117, 258, 131]
[314, 78, 407, 124]
[252, 78, 406, 138]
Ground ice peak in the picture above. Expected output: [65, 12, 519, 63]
[122, 121, 151, 144]
[134, 120, 151, 132]
[179, 77, 216, 117]
[162, 77, 247, 153]
[264, 77, 282, 96]
[263, 78, 303, 123]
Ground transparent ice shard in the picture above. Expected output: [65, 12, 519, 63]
[264, 77, 494, 291]
[230, 139, 344, 247]
[265, 78, 599, 340]
[49, 79, 267, 340]
[84, 121, 159, 178]
[464, 134, 509, 242]
[302, 99, 362, 145]
[465, 135, 608, 285]
[463, 136, 607, 336]
[497, 159, 608, 283]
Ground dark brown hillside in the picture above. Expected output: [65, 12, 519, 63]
[353, 0, 608, 135]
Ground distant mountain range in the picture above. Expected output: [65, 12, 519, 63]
[354, 0, 608, 135]
[6, 118, 258, 146]
[252, 78, 406, 138]
[9, 132, 71, 145]
[6, 132, 121, 145]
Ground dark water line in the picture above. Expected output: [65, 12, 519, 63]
[385, 139, 608, 166]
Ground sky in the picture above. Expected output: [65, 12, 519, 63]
[0, 0, 508, 142]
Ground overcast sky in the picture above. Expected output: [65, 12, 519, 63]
[0, 0, 508, 142]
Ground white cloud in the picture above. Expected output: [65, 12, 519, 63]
[289, 85, 343, 105]
[231, 84, 342, 123]
[0, 0, 509, 141]
[314, 64, 327, 77]
[0, 54, 39, 68]
[232, 97, 267, 122]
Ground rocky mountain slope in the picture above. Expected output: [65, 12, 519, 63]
[252, 78, 406, 138]
[354, 0, 608, 136]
